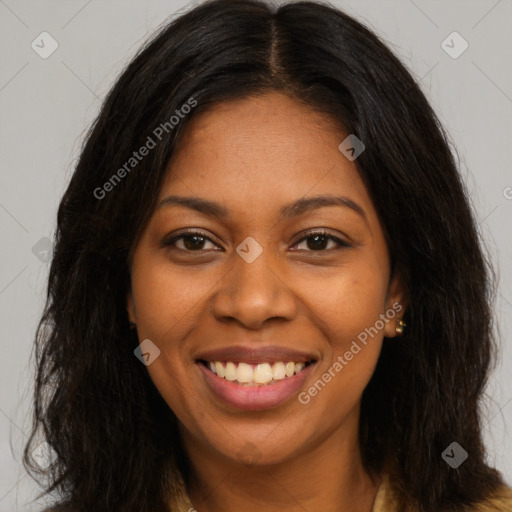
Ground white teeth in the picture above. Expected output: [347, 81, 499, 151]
[224, 361, 237, 381]
[295, 362, 305, 373]
[272, 362, 286, 380]
[205, 360, 310, 385]
[236, 362, 253, 383]
[215, 361, 225, 378]
[253, 363, 272, 384]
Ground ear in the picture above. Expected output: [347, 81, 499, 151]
[383, 271, 408, 339]
[127, 290, 136, 324]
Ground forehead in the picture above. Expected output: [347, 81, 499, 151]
[159, 92, 374, 223]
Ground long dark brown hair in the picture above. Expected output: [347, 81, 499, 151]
[23, 0, 505, 510]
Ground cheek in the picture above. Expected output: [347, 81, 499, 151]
[300, 337, 382, 437]
[300, 261, 388, 400]
[130, 253, 213, 342]
[298, 270, 387, 422]
[302, 263, 389, 346]
[129, 255, 205, 423]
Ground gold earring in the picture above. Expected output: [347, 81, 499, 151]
[396, 318, 406, 335]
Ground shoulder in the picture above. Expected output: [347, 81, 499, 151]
[467, 482, 512, 512]
[373, 472, 512, 512]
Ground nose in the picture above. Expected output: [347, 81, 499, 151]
[211, 243, 297, 330]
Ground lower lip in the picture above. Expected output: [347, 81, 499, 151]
[198, 362, 315, 411]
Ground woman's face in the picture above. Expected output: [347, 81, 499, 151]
[127, 91, 405, 466]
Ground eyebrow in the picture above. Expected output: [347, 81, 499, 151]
[157, 194, 368, 224]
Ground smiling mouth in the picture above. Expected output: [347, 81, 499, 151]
[198, 359, 316, 386]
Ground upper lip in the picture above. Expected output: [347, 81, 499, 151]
[196, 345, 318, 364]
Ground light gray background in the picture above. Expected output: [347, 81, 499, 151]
[1, 0, 511, 510]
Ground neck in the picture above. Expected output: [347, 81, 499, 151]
[179, 407, 382, 512]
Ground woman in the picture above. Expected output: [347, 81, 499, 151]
[23, 0, 512, 510]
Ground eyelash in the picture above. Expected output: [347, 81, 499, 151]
[161, 229, 351, 253]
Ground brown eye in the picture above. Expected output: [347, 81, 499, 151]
[291, 230, 351, 252]
[161, 231, 219, 251]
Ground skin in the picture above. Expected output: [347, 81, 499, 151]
[127, 91, 406, 512]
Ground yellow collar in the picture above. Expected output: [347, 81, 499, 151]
[170, 469, 512, 511]
[170, 471, 393, 511]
